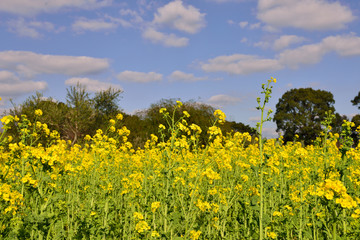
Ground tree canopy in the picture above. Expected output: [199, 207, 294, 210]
[273, 88, 336, 145]
[4, 91, 254, 148]
[351, 91, 360, 110]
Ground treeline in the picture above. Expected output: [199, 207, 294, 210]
[4, 84, 255, 149]
[2, 84, 360, 148]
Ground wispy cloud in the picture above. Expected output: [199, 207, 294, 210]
[208, 94, 242, 107]
[142, 28, 189, 47]
[0, 70, 47, 96]
[0, 51, 110, 78]
[254, 35, 306, 51]
[0, 0, 112, 16]
[201, 34, 360, 74]
[278, 34, 360, 68]
[257, 0, 355, 31]
[201, 54, 283, 75]
[168, 70, 207, 82]
[117, 70, 163, 83]
[7, 18, 61, 38]
[65, 77, 122, 92]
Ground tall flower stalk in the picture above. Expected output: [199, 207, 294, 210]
[256, 77, 276, 240]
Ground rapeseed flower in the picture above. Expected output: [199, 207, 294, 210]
[135, 221, 150, 233]
[35, 109, 43, 116]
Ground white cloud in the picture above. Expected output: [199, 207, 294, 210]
[273, 35, 306, 50]
[208, 94, 242, 106]
[322, 34, 360, 56]
[117, 70, 163, 83]
[142, 28, 188, 47]
[207, 0, 247, 2]
[7, 18, 57, 38]
[0, 0, 112, 16]
[0, 81, 47, 96]
[202, 34, 360, 74]
[254, 40, 271, 49]
[0, 70, 20, 83]
[72, 18, 119, 32]
[201, 54, 283, 75]
[255, 35, 306, 50]
[249, 23, 261, 29]
[153, 0, 206, 34]
[278, 43, 325, 68]
[65, 77, 122, 92]
[278, 34, 360, 68]
[257, 0, 355, 31]
[168, 70, 207, 82]
[239, 21, 248, 28]
[0, 51, 110, 78]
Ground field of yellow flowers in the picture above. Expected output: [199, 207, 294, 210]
[1, 81, 360, 239]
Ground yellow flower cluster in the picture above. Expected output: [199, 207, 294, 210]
[214, 109, 226, 124]
[316, 179, 357, 209]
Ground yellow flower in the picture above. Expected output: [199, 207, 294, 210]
[90, 211, 96, 216]
[116, 113, 123, 120]
[159, 124, 166, 130]
[109, 126, 116, 133]
[151, 201, 161, 213]
[135, 221, 150, 233]
[183, 111, 190, 118]
[151, 231, 160, 237]
[189, 230, 201, 240]
[176, 100, 183, 107]
[133, 212, 144, 220]
[273, 211, 283, 217]
[109, 119, 116, 125]
[214, 109, 226, 124]
[1, 115, 14, 125]
[35, 109, 43, 116]
[159, 108, 167, 114]
[267, 231, 277, 239]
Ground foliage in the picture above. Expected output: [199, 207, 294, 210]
[273, 88, 336, 145]
[351, 91, 360, 110]
[92, 87, 123, 129]
[64, 83, 95, 144]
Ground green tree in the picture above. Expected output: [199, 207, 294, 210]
[221, 121, 256, 136]
[331, 113, 349, 134]
[8, 92, 69, 144]
[136, 99, 216, 147]
[273, 88, 336, 145]
[92, 87, 123, 130]
[351, 92, 360, 109]
[64, 83, 95, 144]
[351, 114, 360, 147]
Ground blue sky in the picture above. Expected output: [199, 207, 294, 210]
[1, 0, 360, 137]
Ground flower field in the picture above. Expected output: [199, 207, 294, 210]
[1, 82, 360, 239]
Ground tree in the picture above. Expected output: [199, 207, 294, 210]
[351, 92, 360, 110]
[92, 87, 123, 130]
[136, 98, 216, 147]
[351, 114, 360, 147]
[64, 83, 95, 144]
[273, 88, 336, 145]
[5, 92, 69, 146]
[331, 113, 348, 134]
